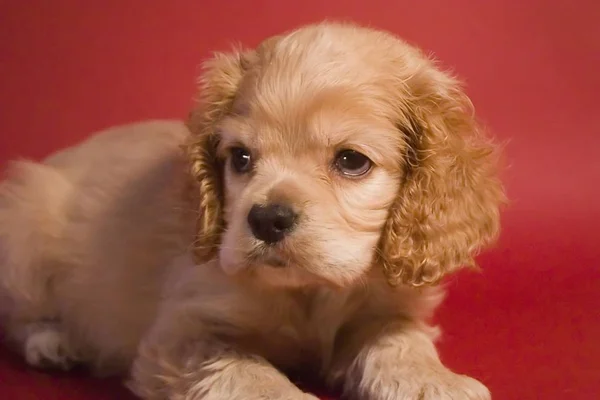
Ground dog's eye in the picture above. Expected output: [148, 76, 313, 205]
[230, 147, 253, 174]
[334, 150, 372, 177]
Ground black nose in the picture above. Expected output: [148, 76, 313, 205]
[247, 203, 297, 244]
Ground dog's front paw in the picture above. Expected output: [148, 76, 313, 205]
[298, 394, 320, 400]
[398, 370, 489, 400]
[404, 371, 490, 400]
[23, 325, 77, 371]
[359, 368, 490, 400]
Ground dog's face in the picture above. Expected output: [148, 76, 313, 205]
[187, 23, 504, 288]
[216, 80, 403, 287]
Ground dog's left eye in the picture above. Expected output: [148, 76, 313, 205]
[334, 150, 372, 177]
[230, 147, 253, 174]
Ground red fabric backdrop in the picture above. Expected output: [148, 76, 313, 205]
[1, 1, 599, 399]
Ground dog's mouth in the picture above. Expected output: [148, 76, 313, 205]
[263, 256, 288, 268]
[247, 246, 292, 269]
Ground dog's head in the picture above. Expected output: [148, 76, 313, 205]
[186, 22, 504, 288]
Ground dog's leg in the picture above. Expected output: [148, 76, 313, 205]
[0, 160, 79, 370]
[326, 321, 490, 400]
[5, 318, 79, 370]
[130, 337, 318, 400]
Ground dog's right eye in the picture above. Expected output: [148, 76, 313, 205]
[230, 147, 253, 174]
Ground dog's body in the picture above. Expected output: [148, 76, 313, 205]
[0, 120, 195, 372]
[0, 23, 503, 399]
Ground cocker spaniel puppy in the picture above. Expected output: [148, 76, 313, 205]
[0, 22, 504, 399]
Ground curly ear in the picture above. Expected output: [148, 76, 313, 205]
[185, 49, 254, 262]
[379, 66, 506, 287]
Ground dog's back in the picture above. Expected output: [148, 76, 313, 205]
[0, 120, 196, 373]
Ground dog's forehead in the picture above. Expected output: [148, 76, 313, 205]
[255, 34, 369, 88]
[227, 25, 408, 159]
[236, 83, 394, 155]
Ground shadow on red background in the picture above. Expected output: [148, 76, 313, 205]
[1, 1, 599, 399]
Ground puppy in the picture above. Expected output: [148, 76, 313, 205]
[0, 22, 504, 399]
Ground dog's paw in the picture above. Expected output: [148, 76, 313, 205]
[299, 394, 320, 400]
[24, 327, 76, 370]
[394, 370, 490, 400]
[356, 368, 490, 400]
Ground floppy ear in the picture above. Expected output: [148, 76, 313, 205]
[379, 66, 505, 287]
[185, 49, 254, 262]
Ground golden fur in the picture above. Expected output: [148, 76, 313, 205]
[0, 22, 504, 399]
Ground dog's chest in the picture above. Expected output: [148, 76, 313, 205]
[245, 288, 357, 371]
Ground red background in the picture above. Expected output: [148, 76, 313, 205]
[1, 1, 599, 399]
